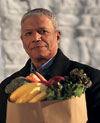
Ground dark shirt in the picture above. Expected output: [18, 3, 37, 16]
[30, 57, 55, 76]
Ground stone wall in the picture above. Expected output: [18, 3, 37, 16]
[0, 0, 100, 82]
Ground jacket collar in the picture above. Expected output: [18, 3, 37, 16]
[45, 48, 70, 79]
[19, 59, 31, 77]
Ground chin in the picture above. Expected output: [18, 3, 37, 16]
[32, 53, 52, 60]
[30, 49, 53, 59]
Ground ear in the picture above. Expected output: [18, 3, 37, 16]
[56, 31, 61, 42]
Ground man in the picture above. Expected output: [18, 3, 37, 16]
[0, 8, 100, 123]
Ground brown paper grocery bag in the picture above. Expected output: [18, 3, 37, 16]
[6, 102, 44, 123]
[6, 93, 87, 123]
[41, 93, 87, 123]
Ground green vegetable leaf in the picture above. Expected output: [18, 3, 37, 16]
[5, 76, 30, 94]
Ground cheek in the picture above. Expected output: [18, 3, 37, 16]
[22, 38, 30, 52]
[50, 36, 59, 48]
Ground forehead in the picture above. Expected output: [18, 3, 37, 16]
[21, 15, 54, 30]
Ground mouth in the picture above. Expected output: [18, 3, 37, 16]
[30, 46, 46, 50]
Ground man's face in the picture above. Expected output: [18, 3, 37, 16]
[21, 15, 60, 61]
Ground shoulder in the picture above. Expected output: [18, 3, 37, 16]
[70, 60, 100, 77]
[0, 59, 31, 91]
[58, 48, 100, 72]
[54, 49, 100, 76]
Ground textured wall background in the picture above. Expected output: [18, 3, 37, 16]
[0, 0, 100, 82]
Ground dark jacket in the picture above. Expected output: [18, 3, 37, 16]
[0, 49, 100, 123]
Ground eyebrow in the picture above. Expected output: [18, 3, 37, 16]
[39, 27, 47, 29]
[23, 27, 48, 32]
[23, 29, 33, 32]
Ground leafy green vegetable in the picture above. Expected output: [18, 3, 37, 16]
[46, 68, 92, 100]
[5, 76, 31, 94]
[46, 82, 63, 100]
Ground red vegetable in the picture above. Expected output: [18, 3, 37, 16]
[35, 72, 50, 86]
[26, 73, 40, 83]
[48, 76, 65, 86]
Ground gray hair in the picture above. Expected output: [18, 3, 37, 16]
[21, 8, 59, 31]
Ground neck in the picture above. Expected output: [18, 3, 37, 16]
[31, 58, 49, 70]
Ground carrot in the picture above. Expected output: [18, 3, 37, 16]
[26, 73, 40, 83]
[35, 72, 50, 86]
[35, 72, 47, 81]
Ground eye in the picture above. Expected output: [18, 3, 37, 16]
[38, 30, 48, 34]
[25, 31, 32, 36]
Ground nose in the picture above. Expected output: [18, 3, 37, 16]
[32, 32, 41, 41]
